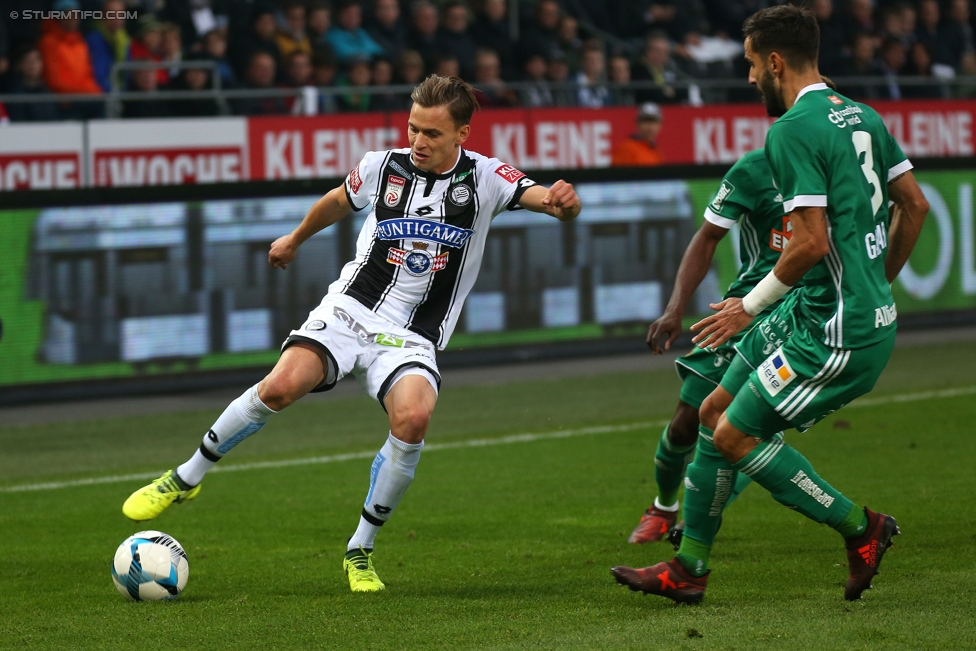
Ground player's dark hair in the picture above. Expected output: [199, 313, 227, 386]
[410, 74, 480, 127]
[743, 5, 820, 69]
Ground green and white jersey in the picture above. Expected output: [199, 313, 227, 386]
[764, 83, 911, 349]
[704, 148, 790, 303]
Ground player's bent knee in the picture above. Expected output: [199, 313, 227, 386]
[699, 396, 721, 431]
[390, 403, 431, 443]
[712, 417, 752, 464]
[669, 402, 700, 446]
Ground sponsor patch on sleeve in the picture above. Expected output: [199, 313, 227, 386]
[348, 163, 363, 193]
[757, 348, 797, 397]
[495, 164, 526, 183]
[710, 180, 735, 211]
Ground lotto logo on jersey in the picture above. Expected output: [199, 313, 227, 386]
[758, 349, 797, 397]
[348, 163, 363, 193]
[384, 175, 406, 207]
[494, 164, 525, 183]
[770, 216, 792, 252]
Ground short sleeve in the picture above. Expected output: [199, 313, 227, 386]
[479, 159, 538, 217]
[344, 151, 383, 211]
[884, 130, 913, 182]
[765, 119, 828, 213]
[704, 158, 757, 230]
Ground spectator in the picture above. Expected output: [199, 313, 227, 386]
[5, 45, 61, 122]
[437, 2, 479, 80]
[130, 17, 166, 85]
[546, 51, 576, 106]
[612, 102, 663, 166]
[940, 0, 976, 73]
[904, 41, 949, 98]
[700, 0, 763, 41]
[879, 3, 915, 50]
[277, 1, 313, 61]
[366, 0, 409, 62]
[631, 32, 689, 104]
[434, 54, 461, 78]
[307, 1, 332, 50]
[408, 1, 441, 72]
[470, 0, 516, 79]
[810, 0, 847, 76]
[556, 15, 583, 72]
[311, 48, 339, 112]
[282, 50, 313, 112]
[203, 29, 236, 87]
[370, 56, 406, 110]
[337, 57, 373, 111]
[161, 22, 183, 82]
[160, 0, 226, 47]
[840, 32, 883, 99]
[519, 51, 554, 107]
[878, 37, 906, 99]
[846, 0, 875, 37]
[235, 51, 289, 114]
[608, 53, 634, 106]
[230, 6, 282, 81]
[168, 56, 222, 117]
[576, 40, 610, 108]
[37, 0, 102, 95]
[472, 47, 517, 106]
[916, 0, 953, 67]
[521, 0, 561, 62]
[326, 0, 385, 63]
[122, 58, 171, 118]
[397, 49, 425, 85]
[637, 0, 698, 44]
[85, 0, 132, 92]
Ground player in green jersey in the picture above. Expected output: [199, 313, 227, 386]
[612, 5, 930, 603]
[629, 148, 791, 545]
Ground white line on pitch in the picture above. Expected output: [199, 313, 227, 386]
[0, 421, 666, 494]
[2, 383, 973, 495]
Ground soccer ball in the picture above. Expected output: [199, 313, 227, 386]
[111, 531, 189, 601]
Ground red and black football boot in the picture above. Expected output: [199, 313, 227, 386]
[628, 505, 678, 544]
[611, 558, 708, 604]
[844, 507, 900, 601]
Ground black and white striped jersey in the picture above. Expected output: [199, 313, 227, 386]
[328, 147, 537, 349]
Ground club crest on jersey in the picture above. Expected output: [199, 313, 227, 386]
[385, 175, 406, 207]
[450, 184, 472, 206]
[758, 349, 796, 397]
[387, 241, 449, 277]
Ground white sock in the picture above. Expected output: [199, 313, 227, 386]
[654, 497, 680, 512]
[176, 384, 276, 486]
[348, 433, 424, 551]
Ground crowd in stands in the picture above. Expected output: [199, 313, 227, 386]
[0, 0, 974, 121]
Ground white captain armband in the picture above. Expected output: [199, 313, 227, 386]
[741, 270, 792, 316]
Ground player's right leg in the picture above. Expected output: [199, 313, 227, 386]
[122, 345, 326, 521]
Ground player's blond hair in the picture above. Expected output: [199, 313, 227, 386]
[410, 75, 480, 127]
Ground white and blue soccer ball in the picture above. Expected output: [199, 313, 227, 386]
[111, 531, 189, 601]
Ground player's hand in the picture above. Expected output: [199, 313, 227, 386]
[647, 309, 682, 354]
[269, 235, 298, 269]
[542, 180, 580, 220]
[690, 298, 753, 350]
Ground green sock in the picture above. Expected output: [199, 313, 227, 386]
[732, 437, 857, 533]
[654, 425, 697, 507]
[724, 433, 781, 509]
[836, 503, 869, 539]
[674, 427, 735, 577]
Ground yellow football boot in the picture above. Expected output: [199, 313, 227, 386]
[343, 547, 386, 592]
[122, 470, 201, 521]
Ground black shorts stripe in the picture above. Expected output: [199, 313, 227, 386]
[376, 361, 442, 410]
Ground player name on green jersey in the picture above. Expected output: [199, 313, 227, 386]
[765, 83, 912, 349]
[704, 148, 789, 308]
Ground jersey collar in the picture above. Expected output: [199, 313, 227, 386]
[794, 82, 828, 103]
[409, 148, 463, 181]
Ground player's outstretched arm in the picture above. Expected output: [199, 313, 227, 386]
[691, 207, 828, 349]
[518, 180, 581, 222]
[269, 185, 352, 269]
[885, 171, 930, 283]
[647, 221, 729, 354]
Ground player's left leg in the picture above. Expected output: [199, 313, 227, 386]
[344, 371, 438, 592]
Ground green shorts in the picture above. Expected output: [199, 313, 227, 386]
[724, 298, 896, 437]
[675, 337, 739, 409]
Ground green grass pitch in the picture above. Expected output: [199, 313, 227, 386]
[2, 340, 976, 650]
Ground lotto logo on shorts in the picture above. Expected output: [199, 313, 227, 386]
[758, 349, 796, 397]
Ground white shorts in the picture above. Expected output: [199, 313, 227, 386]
[283, 293, 440, 408]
